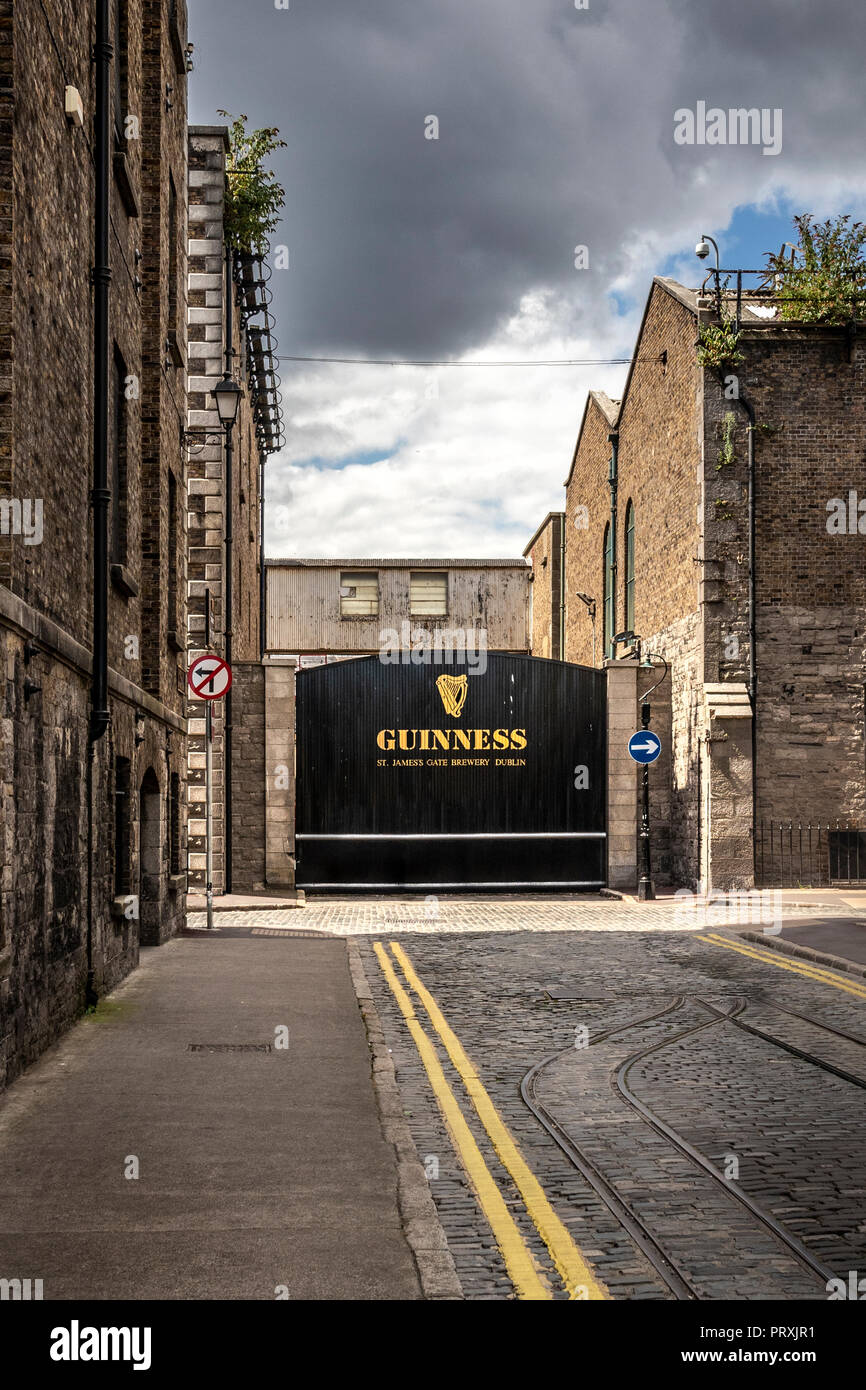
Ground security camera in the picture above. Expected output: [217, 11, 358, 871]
[695, 240, 710, 260]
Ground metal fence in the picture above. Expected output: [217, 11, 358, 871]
[756, 822, 866, 888]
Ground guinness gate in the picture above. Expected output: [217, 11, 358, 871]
[295, 654, 607, 890]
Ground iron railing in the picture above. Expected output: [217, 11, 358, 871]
[756, 821, 866, 888]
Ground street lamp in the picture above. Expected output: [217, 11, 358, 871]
[211, 372, 242, 427]
[211, 367, 242, 897]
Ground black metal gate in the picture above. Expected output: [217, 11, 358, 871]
[295, 654, 606, 890]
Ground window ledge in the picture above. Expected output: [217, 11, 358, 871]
[113, 148, 139, 218]
[110, 896, 131, 923]
[111, 564, 139, 599]
[167, 629, 185, 654]
[166, 330, 184, 370]
[168, 873, 186, 894]
[340, 613, 379, 621]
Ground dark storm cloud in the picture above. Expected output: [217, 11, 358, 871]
[188, 0, 866, 359]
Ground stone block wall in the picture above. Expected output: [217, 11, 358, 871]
[186, 126, 265, 893]
[264, 661, 296, 887]
[230, 662, 266, 891]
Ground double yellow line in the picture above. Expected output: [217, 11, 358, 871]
[374, 941, 607, 1301]
[705, 932, 866, 1000]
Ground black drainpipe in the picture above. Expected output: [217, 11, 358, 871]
[259, 458, 266, 661]
[557, 510, 565, 660]
[224, 245, 234, 892]
[607, 431, 619, 658]
[86, 0, 112, 1007]
[739, 388, 758, 874]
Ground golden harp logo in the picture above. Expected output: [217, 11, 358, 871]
[436, 673, 468, 717]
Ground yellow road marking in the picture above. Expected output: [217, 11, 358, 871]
[389, 941, 608, 1301]
[705, 933, 866, 1000]
[372, 942, 551, 1300]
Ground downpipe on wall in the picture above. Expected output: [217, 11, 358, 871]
[87, 0, 113, 1008]
[738, 387, 758, 874]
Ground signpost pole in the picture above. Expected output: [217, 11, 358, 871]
[187, 630, 232, 933]
[204, 589, 214, 931]
[206, 702, 214, 930]
[637, 697, 655, 902]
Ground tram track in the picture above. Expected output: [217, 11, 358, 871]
[522, 993, 866, 1299]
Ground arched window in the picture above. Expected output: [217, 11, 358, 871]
[603, 523, 614, 659]
[625, 500, 635, 635]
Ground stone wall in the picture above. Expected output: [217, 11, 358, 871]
[230, 662, 266, 891]
[745, 328, 865, 830]
[264, 661, 296, 887]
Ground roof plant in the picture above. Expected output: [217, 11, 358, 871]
[218, 111, 287, 256]
[765, 213, 866, 323]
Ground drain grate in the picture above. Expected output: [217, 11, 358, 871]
[187, 1043, 272, 1053]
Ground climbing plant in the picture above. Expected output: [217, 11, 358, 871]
[697, 314, 744, 371]
[717, 411, 736, 469]
[218, 111, 287, 256]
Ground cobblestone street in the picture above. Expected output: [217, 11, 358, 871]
[186, 892, 851, 935]
[338, 906, 866, 1302]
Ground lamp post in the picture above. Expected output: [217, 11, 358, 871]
[211, 368, 242, 898]
[212, 372, 242, 430]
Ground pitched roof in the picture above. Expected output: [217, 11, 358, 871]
[564, 278, 699, 488]
[563, 391, 620, 487]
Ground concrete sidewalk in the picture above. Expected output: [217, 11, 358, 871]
[0, 937, 421, 1300]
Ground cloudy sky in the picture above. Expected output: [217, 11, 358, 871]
[188, 0, 866, 558]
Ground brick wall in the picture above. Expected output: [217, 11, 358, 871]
[711, 326, 866, 828]
[565, 284, 704, 884]
[0, 0, 189, 1094]
[524, 513, 564, 659]
[564, 392, 616, 667]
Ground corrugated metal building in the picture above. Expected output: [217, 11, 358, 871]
[266, 557, 531, 660]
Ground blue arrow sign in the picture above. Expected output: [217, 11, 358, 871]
[628, 731, 661, 764]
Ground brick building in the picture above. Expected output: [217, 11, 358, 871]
[0, 0, 190, 1091]
[523, 512, 565, 660]
[554, 275, 866, 891]
[185, 127, 283, 894]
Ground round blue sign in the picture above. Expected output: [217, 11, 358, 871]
[628, 731, 661, 764]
